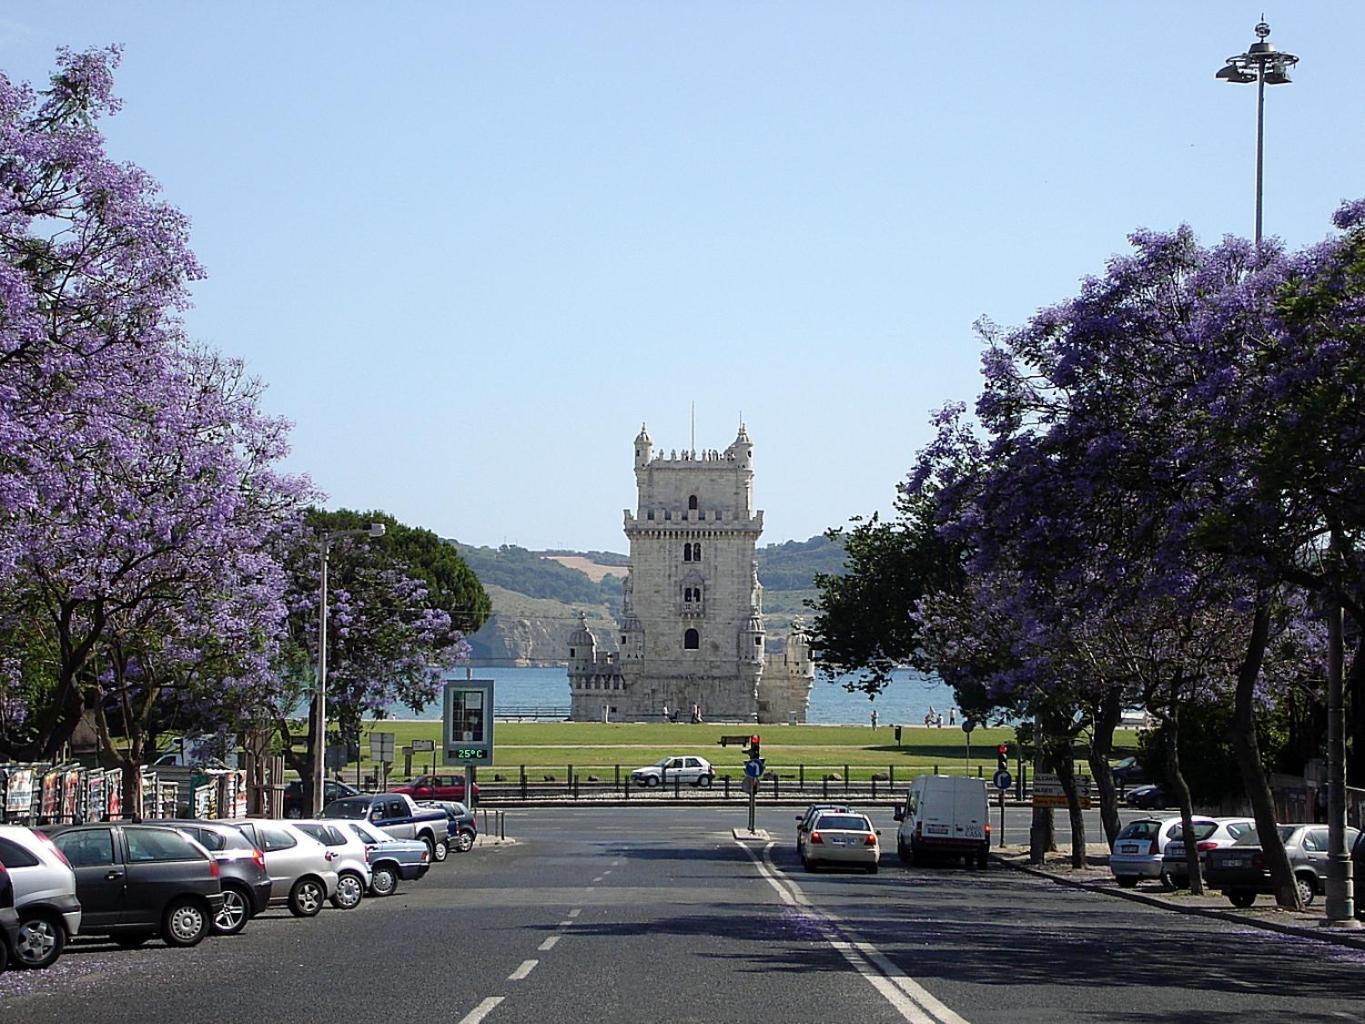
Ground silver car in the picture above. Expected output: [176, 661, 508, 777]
[0, 825, 81, 969]
[227, 820, 339, 917]
[1109, 815, 1217, 888]
[1162, 817, 1256, 886]
[292, 820, 372, 910]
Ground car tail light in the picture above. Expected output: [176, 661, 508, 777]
[864, 834, 877, 846]
[1196, 841, 1218, 852]
[33, 830, 72, 870]
[252, 847, 266, 871]
[984, 823, 991, 836]
[209, 859, 221, 878]
[810, 831, 823, 845]
[1150, 838, 1161, 856]
[421, 850, 430, 863]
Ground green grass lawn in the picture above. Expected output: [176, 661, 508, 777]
[346, 720, 1140, 783]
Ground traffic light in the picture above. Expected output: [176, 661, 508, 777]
[997, 743, 1009, 772]
[747, 734, 761, 760]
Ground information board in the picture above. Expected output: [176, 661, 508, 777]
[443, 679, 495, 767]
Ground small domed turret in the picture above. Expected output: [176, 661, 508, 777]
[568, 611, 597, 664]
[724, 421, 753, 468]
[634, 423, 653, 468]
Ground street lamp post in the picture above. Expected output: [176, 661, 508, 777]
[1215, 20, 1298, 248]
[311, 522, 387, 816]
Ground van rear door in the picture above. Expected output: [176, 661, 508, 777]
[953, 779, 986, 841]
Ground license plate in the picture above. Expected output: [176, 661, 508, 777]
[831, 837, 848, 845]
[1222, 857, 1246, 868]
[965, 826, 983, 838]
[927, 824, 949, 835]
[1120, 844, 1141, 854]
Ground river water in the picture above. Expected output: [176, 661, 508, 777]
[388, 666, 958, 725]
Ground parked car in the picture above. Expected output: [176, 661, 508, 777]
[798, 811, 881, 874]
[1205, 823, 1362, 908]
[47, 824, 222, 948]
[156, 820, 273, 935]
[1161, 817, 1256, 888]
[416, 800, 478, 857]
[226, 820, 339, 917]
[629, 755, 715, 788]
[1110, 815, 1218, 888]
[391, 773, 480, 804]
[894, 775, 990, 868]
[1124, 783, 1167, 809]
[338, 820, 430, 897]
[321, 793, 449, 861]
[1110, 756, 1148, 787]
[282, 779, 360, 819]
[292, 820, 372, 909]
[0, 824, 81, 968]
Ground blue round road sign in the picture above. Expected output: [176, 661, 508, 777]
[744, 759, 765, 778]
[993, 769, 1012, 791]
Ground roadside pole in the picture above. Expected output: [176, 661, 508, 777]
[999, 788, 1005, 847]
[748, 776, 757, 833]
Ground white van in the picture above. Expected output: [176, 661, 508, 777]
[893, 775, 990, 868]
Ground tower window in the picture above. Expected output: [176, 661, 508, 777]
[647, 510, 655, 521]
[569, 648, 576, 658]
[684, 628, 700, 650]
[694, 542, 702, 561]
[688, 494, 698, 510]
[683, 542, 693, 562]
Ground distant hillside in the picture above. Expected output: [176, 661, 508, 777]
[455, 535, 844, 666]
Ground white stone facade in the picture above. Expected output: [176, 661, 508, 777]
[568, 425, 813, 723]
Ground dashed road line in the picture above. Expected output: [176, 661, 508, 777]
[507, 959, 539, 981]
[568, 908, 582, 918]
[456, 997, 504, 1024]
[538, 935, 561, 951]
[736, 840, 971, 1024]
[592, 875, 604, 883]
[558, 918, 574, 927]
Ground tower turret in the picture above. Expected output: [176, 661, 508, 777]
[634, 423, 653, 469]
[568, 611, 598, 666]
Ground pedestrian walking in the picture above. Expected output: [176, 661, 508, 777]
[662, 702, 670, 723]
[948, 707, 956, 726]
[870, 709, 879, 729]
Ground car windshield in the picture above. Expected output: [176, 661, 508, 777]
[347, 822, 384, 844]
[653, 757, 673, 768]
[323, 799, 372, 819]
[815, 815, 871, 832]
[297, 823, 346, 846]
[1116, 821, 1159, 841]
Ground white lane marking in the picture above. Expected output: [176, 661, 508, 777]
[592, 875, 604, 883]
[508, 959, 539, 981]
[612, 859, 623, 866]
[456, 997, 504, 1024]
[568, 908, 582, 918]
[558, 919, 574, 927]
[539, 935, 561, 951]
[603, 869, 613, 875]
[736, 841, 972, 1024]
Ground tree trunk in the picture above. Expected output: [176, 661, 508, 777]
[1086, 689, 1124, 848]
[1051, 732, 1086, 868]
[1230, 599, 1301, 909]
[1166, 704, 1204, 895]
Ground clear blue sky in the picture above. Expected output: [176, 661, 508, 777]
[4, 4, 1361, 553]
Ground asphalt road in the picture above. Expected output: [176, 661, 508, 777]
[3, 806, 1362, 1024]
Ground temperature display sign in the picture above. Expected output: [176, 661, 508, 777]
[443, 679, 495, 767]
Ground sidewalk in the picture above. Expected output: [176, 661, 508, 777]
[993, 843, 1365, 952]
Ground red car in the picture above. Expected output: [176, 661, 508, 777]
[391, 774, 479, 803]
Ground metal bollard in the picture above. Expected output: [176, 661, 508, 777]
[674, 774, 681, 799]
[822, 777, 829, 800]
[844, 765, 850, 794]
[625, 776, 630, 801]
[573, 775, 579, 800]
[614, 765, 620, 792]
[520, 766, 527, 800]
[724, 776, 730, 799]
[799, 764, 805, 789]
[872, 777, 878, 800]
[773, 774, 779, 799]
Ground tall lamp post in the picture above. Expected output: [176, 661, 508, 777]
[311, 522, 387, 816]
[1215, 20, 1298, 248]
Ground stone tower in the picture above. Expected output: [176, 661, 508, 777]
[567, 423, 811, 723]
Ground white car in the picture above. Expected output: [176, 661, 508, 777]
[226, 820, 339, 917]
[630, 755, 715, 788]
[292, 820, 372, 909]
[1110, 815, 1217, 888]
[798, 811, 881, 874]
[1162, 817, 1256, 886]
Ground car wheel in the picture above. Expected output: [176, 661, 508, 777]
[645, 776, 660, 787]
[330, 871, 365, 910]
[1228, 889, 1256, 908]
[284, 806, 302, 819]
[454, 829, 475, 853]
[0, 935, 8, 974]
[1116, 877, 1138, 889]
[369, 864, 398, 897]
[162, 898, 210, 948]
[697, 774, 714, 788]
[14, 913, 64, 969]
[432, 838, 449, 863]
[1295, 874, 1316, 907]
[420, 835, 436, 863]
[804, 858, 817, 873]
[976, 853, 989, 870]
[1159, 872, 1175, 890]
[288, 876, 325, 918]
[212, 885, 251, 936]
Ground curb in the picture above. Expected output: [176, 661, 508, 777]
[993, 854, 1365, 953]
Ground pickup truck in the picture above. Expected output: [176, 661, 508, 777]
[320, 794, 449, 859]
